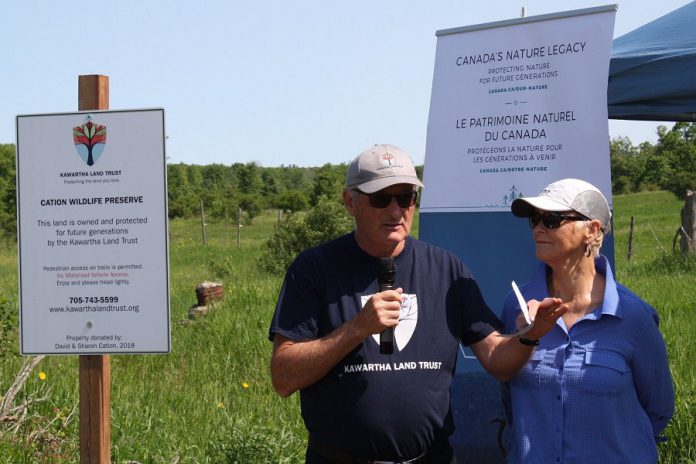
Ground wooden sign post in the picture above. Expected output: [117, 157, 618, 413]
[17, 74, 168, 460]
[78, 74, 111, 464]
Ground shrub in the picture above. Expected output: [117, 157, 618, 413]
[258, 199, 353, 275]
[239, 194, 263, 224]
[207, 420, 303, 463]
[0, 295, 18, 355]
[276, 190, 309, 213]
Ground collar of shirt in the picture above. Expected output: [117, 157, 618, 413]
[526, 255, 622, 323]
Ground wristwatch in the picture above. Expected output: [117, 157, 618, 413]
[517, 335, 540, 346]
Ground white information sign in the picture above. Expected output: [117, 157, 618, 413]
[421, 7, 616, 212]
[16, 109, 170, 355]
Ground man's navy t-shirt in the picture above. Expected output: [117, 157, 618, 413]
[269, 233, 501, 460]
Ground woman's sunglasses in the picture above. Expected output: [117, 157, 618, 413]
[529, 211, 587, 229]
[354, 189, 418, 208]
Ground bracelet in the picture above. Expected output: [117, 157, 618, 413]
[517, 335, 540, 346]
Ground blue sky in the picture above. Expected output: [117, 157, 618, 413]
[3, 1, 692, 167]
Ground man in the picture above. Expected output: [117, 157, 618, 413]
[269, 144, 564, 463]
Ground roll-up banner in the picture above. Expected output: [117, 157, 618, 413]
[420, 6, 616, 460]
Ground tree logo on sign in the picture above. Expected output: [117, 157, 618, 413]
[73, 114, 107, 166]
[502, 185, 524, 206]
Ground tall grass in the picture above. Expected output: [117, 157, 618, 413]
[1, 213, 305, 463]
[0, 191, 693, 462]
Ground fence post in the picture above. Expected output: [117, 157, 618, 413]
[277, 209, 282, 229]
[200, 198, 207, 245]
[680, 190, 695, 254]
[237, 207, 242, 249]
[627, 215, 635, 262]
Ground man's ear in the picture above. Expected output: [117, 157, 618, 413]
[343, 189, 356, 217]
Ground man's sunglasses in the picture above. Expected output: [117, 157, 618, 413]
[529, 211, 588, 229]
[354, 189, 418, 208]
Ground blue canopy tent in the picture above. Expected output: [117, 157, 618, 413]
[608, 1, 696, 122]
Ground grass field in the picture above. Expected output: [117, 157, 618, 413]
[0, 191, 693, 463]
[612, 191, 696, 463]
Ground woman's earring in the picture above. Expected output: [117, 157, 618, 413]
[584, 242, 593, 258]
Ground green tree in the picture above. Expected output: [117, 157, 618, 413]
[237, 162, 264, 195]
[0, 144, 16, 238]
[654, 122, 696, 199]
[197, 164, 238, 219]
[610, 136, 646, 194]
[167, 163, 198, 218]
[261, 169, 285, 208]
[279, 164, 312, 192]
[201, 164, 234, 191]
[186, 164, 205, 195]
[309, 163, 346, 206]
[261, 169, 284, 196]
[639, 125, 673, 191]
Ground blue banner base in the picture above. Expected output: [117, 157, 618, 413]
[422, 211, 614, 461]
[450, 370, 506, 462]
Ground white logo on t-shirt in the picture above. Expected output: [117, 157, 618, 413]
[361, 294, 418, 351]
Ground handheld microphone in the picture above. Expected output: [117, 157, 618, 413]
[377, 257, 397, 354]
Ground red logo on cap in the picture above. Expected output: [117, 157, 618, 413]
[381, 153, 395, 166]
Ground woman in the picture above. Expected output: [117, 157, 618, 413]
[502, 178, 674, 463]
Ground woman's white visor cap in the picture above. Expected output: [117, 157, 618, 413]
[511, 178, 611, 233]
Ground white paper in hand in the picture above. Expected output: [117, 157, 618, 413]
[512, 280, 534, 336]
[512, 281, 530, 324]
